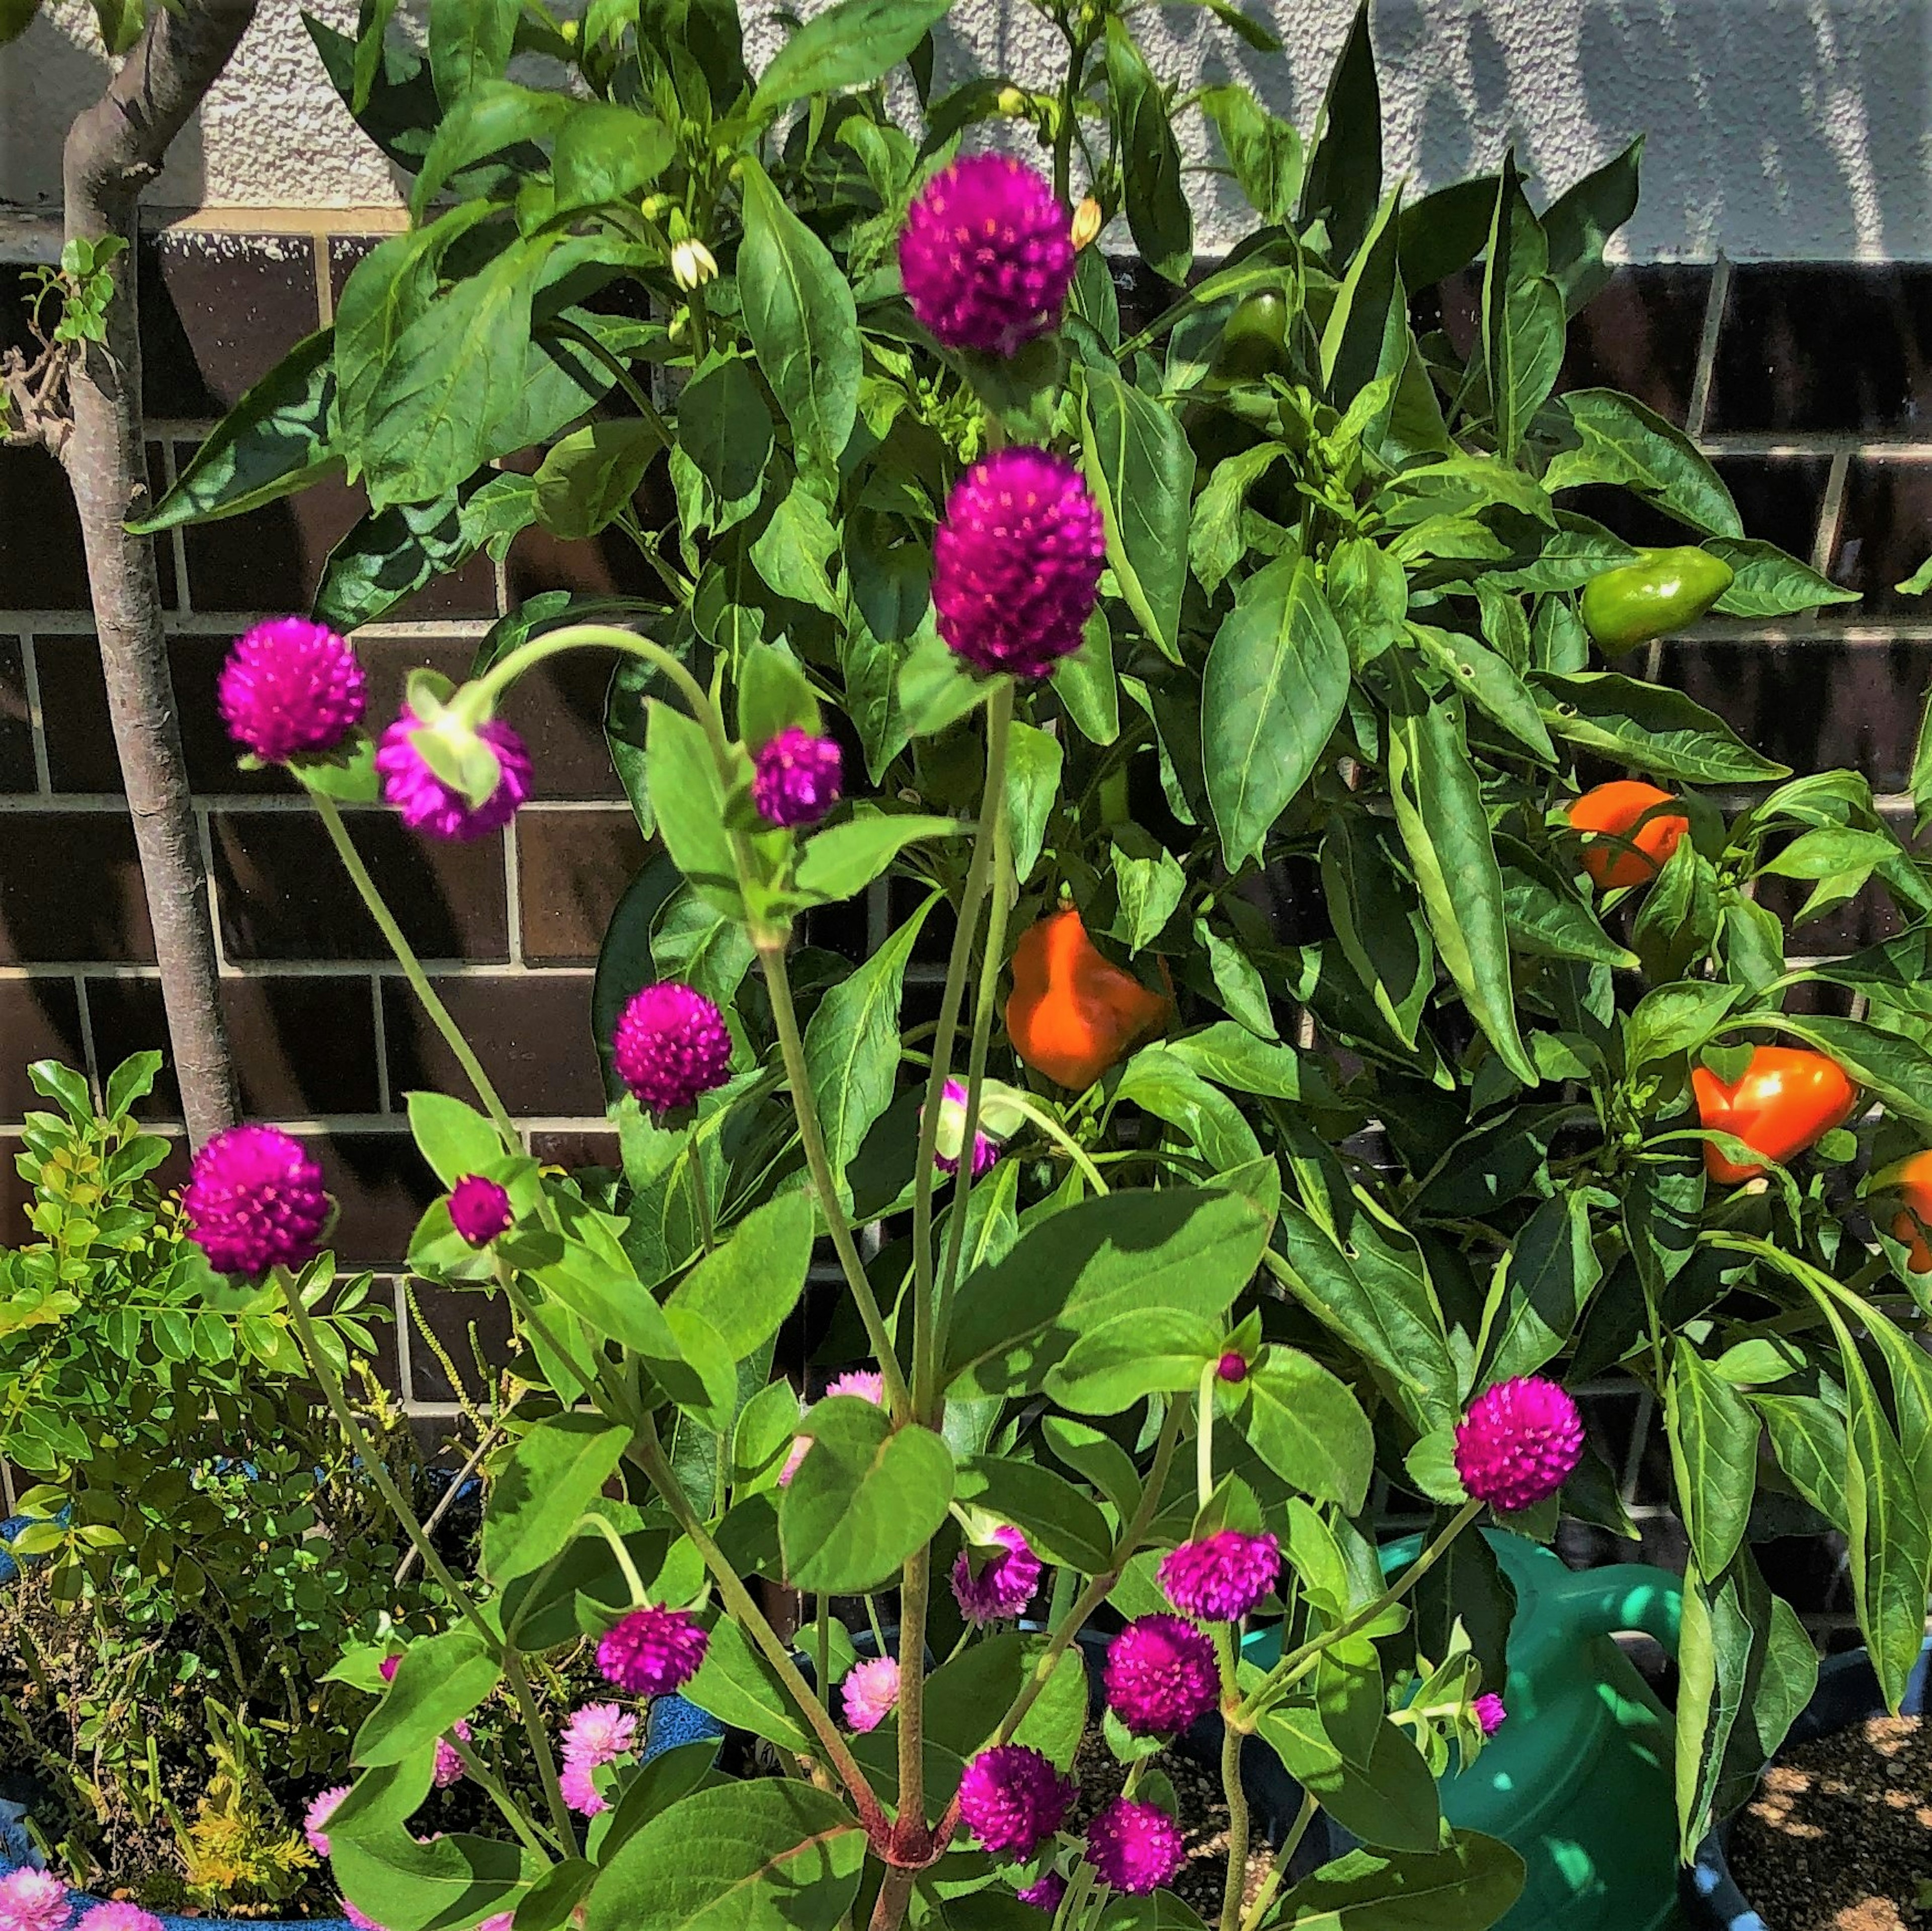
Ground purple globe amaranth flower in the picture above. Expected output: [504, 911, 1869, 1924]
[1454, 1375, 1585, 1513]
[432, 1720, 472, 1788]
[1084, 1797, 1185, 1896]
[0, 1868, 71, 1931]
[1159, 1530, 1280, 1622]
[217, 616, 366, 764]
[1104, 1614, 1219, 1736]
[952, 1523, 1041, 1624]
[753, 726, 843, 829]
[448, 1174, 513, 1247]
[613, 982, 733, 1114]
[1216, 1350, 1249, 1384]
[899, 154, 1075, 358]
[1474, 1693, 1508, 1737]
[183, 1124, 330, 1278]
[840, 1655, 901, 1733]
[930, 1077, 1000, 1177]
[597, 1605, 709, 1696]
[956, 1744, 1074, 1859]
[75, 1909, 165, 1931]
[375, 712, 533, 842]
[304, 1783, 349, 1859]
[378, 1653, 401, 1682]
[1016, 1871, 1067, 1913]
[933, 448, 1105, 679]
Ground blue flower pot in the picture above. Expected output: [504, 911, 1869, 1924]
[1679, 1635, 1932, 1928]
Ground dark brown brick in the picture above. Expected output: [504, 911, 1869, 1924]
[141, 230, 321, 419]
[382, 972, 603, 1116]
[326, 236, 383, 311]
[144, 443, 179, 610]
[497, 650, 627, 801]
[0, 446, 90, 609]
[515, 809, 647, 963]
[1656, 637, 1932, 797]
[1713, 456, 1832, 568]
[1829, 460, 1932, 618]
[177, 468, 364, 616]
[209, 809, 508, 963]
[527, 1128, 620, 1177]
[0, 813, 155, 962]
[0, 980, 86, 1118]
[0, 636, 36, 792]
[1560, 265, 1712, 426]
[405, 1280, 516, 1402]
[86, 974, 383, 1121]
[1709, 264, 1932, 435]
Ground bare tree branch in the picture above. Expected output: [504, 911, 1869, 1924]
[60, 0, 257, 1146]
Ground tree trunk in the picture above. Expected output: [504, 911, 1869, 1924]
[61, 0, 257, 1147]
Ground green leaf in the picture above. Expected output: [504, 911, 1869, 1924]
[1756, 1395, 1850, 1530]
[355, 1630, 501, 1765]
[1080, 364, 1194, 661]
[1055, 606, 1119, 745]
[794, 812, 961, 906]
[1200, 85, 1303, 226]
[751, 0, 949, 112]
[1320, 187, 1406, 412]
[410, 77, 570, 215]
[647, 700, 742, 914]
[132, 330, 339, 532]
[750, 486, 842, 614]
[669, 1191, 814, 1359]
[482, 1414, 628, 1585]
[1707, 536, 1862, 618]
[680, 353, 773, 505]
[552, 103, 675, 212]
[407, 1092, 504, 1187]
[1626, 980, 1743, 1069]
[534, 418, 666, 541]
[803, 894, 938, 1202]
[1667, 1342, 1759, 1579]
[1544, 389, 1742, 538]
[1545, 138, 1643, 312]
[684, 1618, 814, 1753]
[1482, 152, 1564, 460]
[1245, 1347, 1374, 1511]
[739, 156, 860, 477]
[1385, 670, 1535, 1083]
[1494, 835, 1636, 968]
[1489, 1191, 1602, 1383]
[1320, 814, 1430, 1049]
[1164, 1023, 1339, 1106]
[582, 1780, 865, 1931]
[1397, 177, 1500, 292]
[1254, 1710, 1443, 1856]
[945, 1187, 1275, 1398]
[1203, 557, 1350, 870]
[1105, 20, 1190, 284]
[955, 1456, 1114, 1572]
[429, 0, 516, 103]
[311, 491, 477, 633]
[1297, 0, 1381, 262]
[1004, 721, 1063, 883]
[1531, 670, 1790, 784]
[1113, 1050, 1264, 1173]
[780, 1396, 955, 1592]
[1271, 1833, 1525, 1926]
[1410, 622, 1554, 762]
[1112, 827, 1187, 950]
[1049, 1306, 1223, 1415]
[335, 1822, 531, 1931]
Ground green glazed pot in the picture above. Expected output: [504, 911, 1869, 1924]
[1249, 1530, 1686, 1930]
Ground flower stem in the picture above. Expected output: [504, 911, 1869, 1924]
[442, 1730, 562, 1860]
[896, 1542, 933, 1864]
[1008, 1098, 1109, 1194]
[1239, 1792, 1316, 1931]
[311, 793, 517, 1150]
[1217, 1658, 1251, 1931]
[1197, 1357, 1218, 1510]
[506, 1645, 577, 1848]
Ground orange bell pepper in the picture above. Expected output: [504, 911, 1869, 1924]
[1885, 1149, 1932, 1272]
[1005, 907, 1169, 1090]
[1691, 1046, 1858, 1184]
[1567, 781, 1691, 892]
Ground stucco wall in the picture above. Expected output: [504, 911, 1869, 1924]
[1, 0, 1928, 259]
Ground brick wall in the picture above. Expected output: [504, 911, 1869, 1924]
[3, 228, 1931, 1456]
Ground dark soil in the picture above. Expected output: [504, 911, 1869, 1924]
[1729, 1714, 1932, 1930]
[1071, 1733, 1274, 1920]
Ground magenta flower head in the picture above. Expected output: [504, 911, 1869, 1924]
[448, 1174, 513, 1247]
[1084, 1797, 1185, 1896]
[596, 1605, 709, 1696]
[1216, 1350, 1248, 1384]
[183, 1123, 330, 1278]
[304, 1783, 349, 1859]
[952, 1523, 1042, 1624]
[340, 1905, 382, 1931]
[376, 712, 533, 841]
[1158, 1530, 1280, 1622]
[1104, 1614, 1219, 1736]
[1454, 1375, 1585, 1512]
[933, 448, 1105, 679]
[957, 1743, 1074, 1858]
[1016, 1871, 1067, 1913]
[218, 617, 366, 763]
[899, 154, 1075, 358]
[613, 982, 733, 1114]
[0, 1868, 72, 1931]
[753, 726, 843, 829]
[1474, 1693, 1507, 1737]
[840, 1655, 901, 1733]
[75, 1909, 165, 1931]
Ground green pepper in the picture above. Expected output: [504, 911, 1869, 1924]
[1579, 545, 1734, 654]
[1208, 291, 1292, 386]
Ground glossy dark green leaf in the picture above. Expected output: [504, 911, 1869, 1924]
[1273, 1831, 1524, 1922]
[1544, 138, 1643, 313]
[1489, 1191, 1601, 1383]
[1105, 19, 1191, 284]
[1494, 835, 1636, 967]
[1244, 1346, 1374, 1510]
[1320, 186, 1406, 411]
[1080, 364, 1194, 660]
[955, 1456, 1114, 1572]
[645, 700, 742, 914]
[1667, 1342, 1758, 1578]
[534, 418, 666, 540]
[552, 102, 675, 212]
[1321, 814, 1432, 1048]
[1297, 0, 1381, 262]
[1544, 388, 1742, 538]
[1756, 1394, 1850, 1531]
[750, 0, 950, 112]
[1397, 176, 1499, 291]
[1411, 622, 1554, 762]
[1708, 536, 1861, 618]
[1049, 1305, 1223, 1415]
[668, 1190, 815, 1359]
[679, 352, 774, 503]
[793, 812, 961, 905]
[1481, 153, 1564, 460]
[481, 1413, 628, 1585]
[1532, 671, 1790, 783]
[1199, 84, 1303, 225]
[683, 1618, 815, 1753]
[311, 490, 476, 633]
[1054, 605, 1119, 745]
[410, 77, 570, 214]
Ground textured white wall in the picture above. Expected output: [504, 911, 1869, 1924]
[1, 0, 1928, 259]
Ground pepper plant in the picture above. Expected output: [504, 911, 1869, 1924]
[152, 0, 1932, 1926]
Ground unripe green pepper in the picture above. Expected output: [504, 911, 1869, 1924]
[1208, 291, 1292, 387]
[1579, 545, 1734, 654]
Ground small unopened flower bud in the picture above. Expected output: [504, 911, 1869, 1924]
[1071, 196, 1103, 251]
[996, 85, 1029, 114]
[672, 238, 718, 291]
[641, 193, 671, 220]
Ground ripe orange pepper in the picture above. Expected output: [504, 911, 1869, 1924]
[1884, 1149, 1932, 1272]
[1691, 1046, 1858, 1184]
[1005, 907, 1169, 1090]
[1566, 781, 1691, 891]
